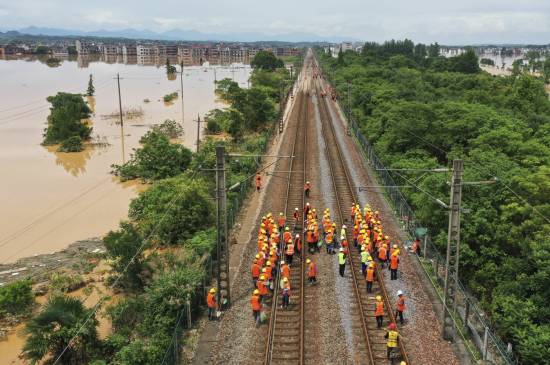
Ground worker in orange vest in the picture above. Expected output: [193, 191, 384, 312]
[257, 275, 268, 297]
[255, 173, 262, 191]
[304, 181, 311, 197]
[277, 212, 286, 230]
[251, 260, 261, 287]
[396, 290, 405, 325]
[294, 234, 302, 258]
[281, 277, 291, 309]
[306, 258, 317, 284]
[293, 207, 299, 222]
[365, 263, 375, 293]
[390, 252, 399, 280]
[304, 202, 311, 217]
[375, 295, 384, 328]
[285, 240, 295, 266]
[281, 260, 290, 280]
[306, 229, 315, 254]
[378, 243, 388, 268]
[207, 287, 217, 321]
[283, 227, 292, 243]
[251, 289, 262, 326]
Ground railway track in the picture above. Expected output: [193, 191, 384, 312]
[314, 71, 411, 364]
[264, 83, 309, 364]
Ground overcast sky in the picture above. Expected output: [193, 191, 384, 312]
[0, 0, 549, 44]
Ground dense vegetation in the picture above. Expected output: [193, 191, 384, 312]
[318, 41, 550, 364]
[43, 92, 92, 151]
[0, 280, 34, 316]
[21, 49, 299, 364]
[111, 129, 192, 182]
[250, 50, 284, 71]
[163, 92, 178, 103]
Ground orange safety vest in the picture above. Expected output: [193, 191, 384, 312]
[308, 263, 317, 278]
[390, 255, 399, 270]
[283, 231, 292, 243]
[397, 296, 406, 312]
[251, 295, 261, 311]
[255, 175, 261, 187]
[277, 216, 286, 227]
[207, 293, 216, 308]
[251, 263, 261, 278]
[326, 232, 334, 244]
[281, 264, 290, 278]
[304, 182, 311, 191]
[378, 247, 387, 260]
[257, 279, 268, 295]
[375, 301, 384, 316]
[366, 268, 375, 282]
[294, 237, 302, 251]
[286, 243, 295, 255]
[306, 231, 315, 243]
[293, 211, 299, 220]
[265, 266, 273, 280]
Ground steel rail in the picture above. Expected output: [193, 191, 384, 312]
[314, 63, 410, 364]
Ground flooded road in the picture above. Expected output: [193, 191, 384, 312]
[0, 56, 251, 263]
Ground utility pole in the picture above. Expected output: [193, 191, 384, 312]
[180, 65, 185, 124]
[215, 146, 231, 308]
[214, 67, 217, 83]
[116, 73, 125, 163]
[441, 159, 464, 340]
[347, 81, 351, 120]
[196, 114, 203, 153]
[116, 73, 124, 128]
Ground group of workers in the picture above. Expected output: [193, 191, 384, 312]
[206, 197, 410, 362]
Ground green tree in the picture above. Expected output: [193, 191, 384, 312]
[23, 295, 100, 364]
[251, 50, 284, 71]
[43, 92, 92, 146]
[87, 74, 95, 96]
[34, 45, 51, 55]
[337, 48, 344, 65]
[104, 222, 148, 291]
[543, 57, 550, 83]
[129, 176, 215, 245]
[449, 49, 480, 74]
[427, 42, 440, 57]
[112, 131, 192, 181]
[165, 58, 176, 74]
[480, 58, 495, 66]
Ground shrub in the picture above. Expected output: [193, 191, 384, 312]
[43, 92, 92, 145]
[163, 92, 178, 103]
[152, 119, 184, 139]
[0, 279, 34, 316]
[112, 131, 192, 181]
[129, 176, 214, 245]
[58, 135, 84, 152]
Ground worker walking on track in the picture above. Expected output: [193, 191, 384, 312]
[385, 323, 400, 360]
[251, 289, 262, 327]
[294, 234, 302, 258]
[378, 243, 388, 268]
[304, 181, 311, 197]
[375, 295, 384, 328]
[338, 247, 346, 277]
[306, 258, 317, 284]
[285, 239, 295, 266]
[281, 261, 290, 280]
[396, 290, 406, 325]
[277, 212, 286, 231]
[390, 250, 400, 280]
[281, 277, 291, 309]
[207, 288, 217, 321]
[361, 245, 370, 275]
[365, 263, 375, 293]
[255, 173, 262, 192]
[251, 260, 261, 287]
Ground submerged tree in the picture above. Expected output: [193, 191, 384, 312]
[87, 74, 95, 96]
[43, 92, 92, 146]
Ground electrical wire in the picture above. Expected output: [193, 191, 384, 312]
[400, 127, 550, 224]
[0, 177, 112, 248]
[52, 168, 202, 364]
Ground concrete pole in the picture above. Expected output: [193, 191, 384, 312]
[441, 159, 464, 339]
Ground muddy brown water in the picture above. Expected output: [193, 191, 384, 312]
[0, 57, 250, 263]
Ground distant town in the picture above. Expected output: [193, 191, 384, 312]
[1, 30, 548, 70]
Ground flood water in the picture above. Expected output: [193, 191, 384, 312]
[0, 56, 251, 263]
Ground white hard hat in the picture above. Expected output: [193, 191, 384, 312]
[295, 234, 300, 238]
[397, 290, 403, 296]
[342, 225, 347, 229]
[339, 248, 344, 252]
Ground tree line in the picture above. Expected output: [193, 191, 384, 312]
[318, 41, 550, 364]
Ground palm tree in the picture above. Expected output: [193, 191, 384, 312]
[23, 295, 100, 364]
